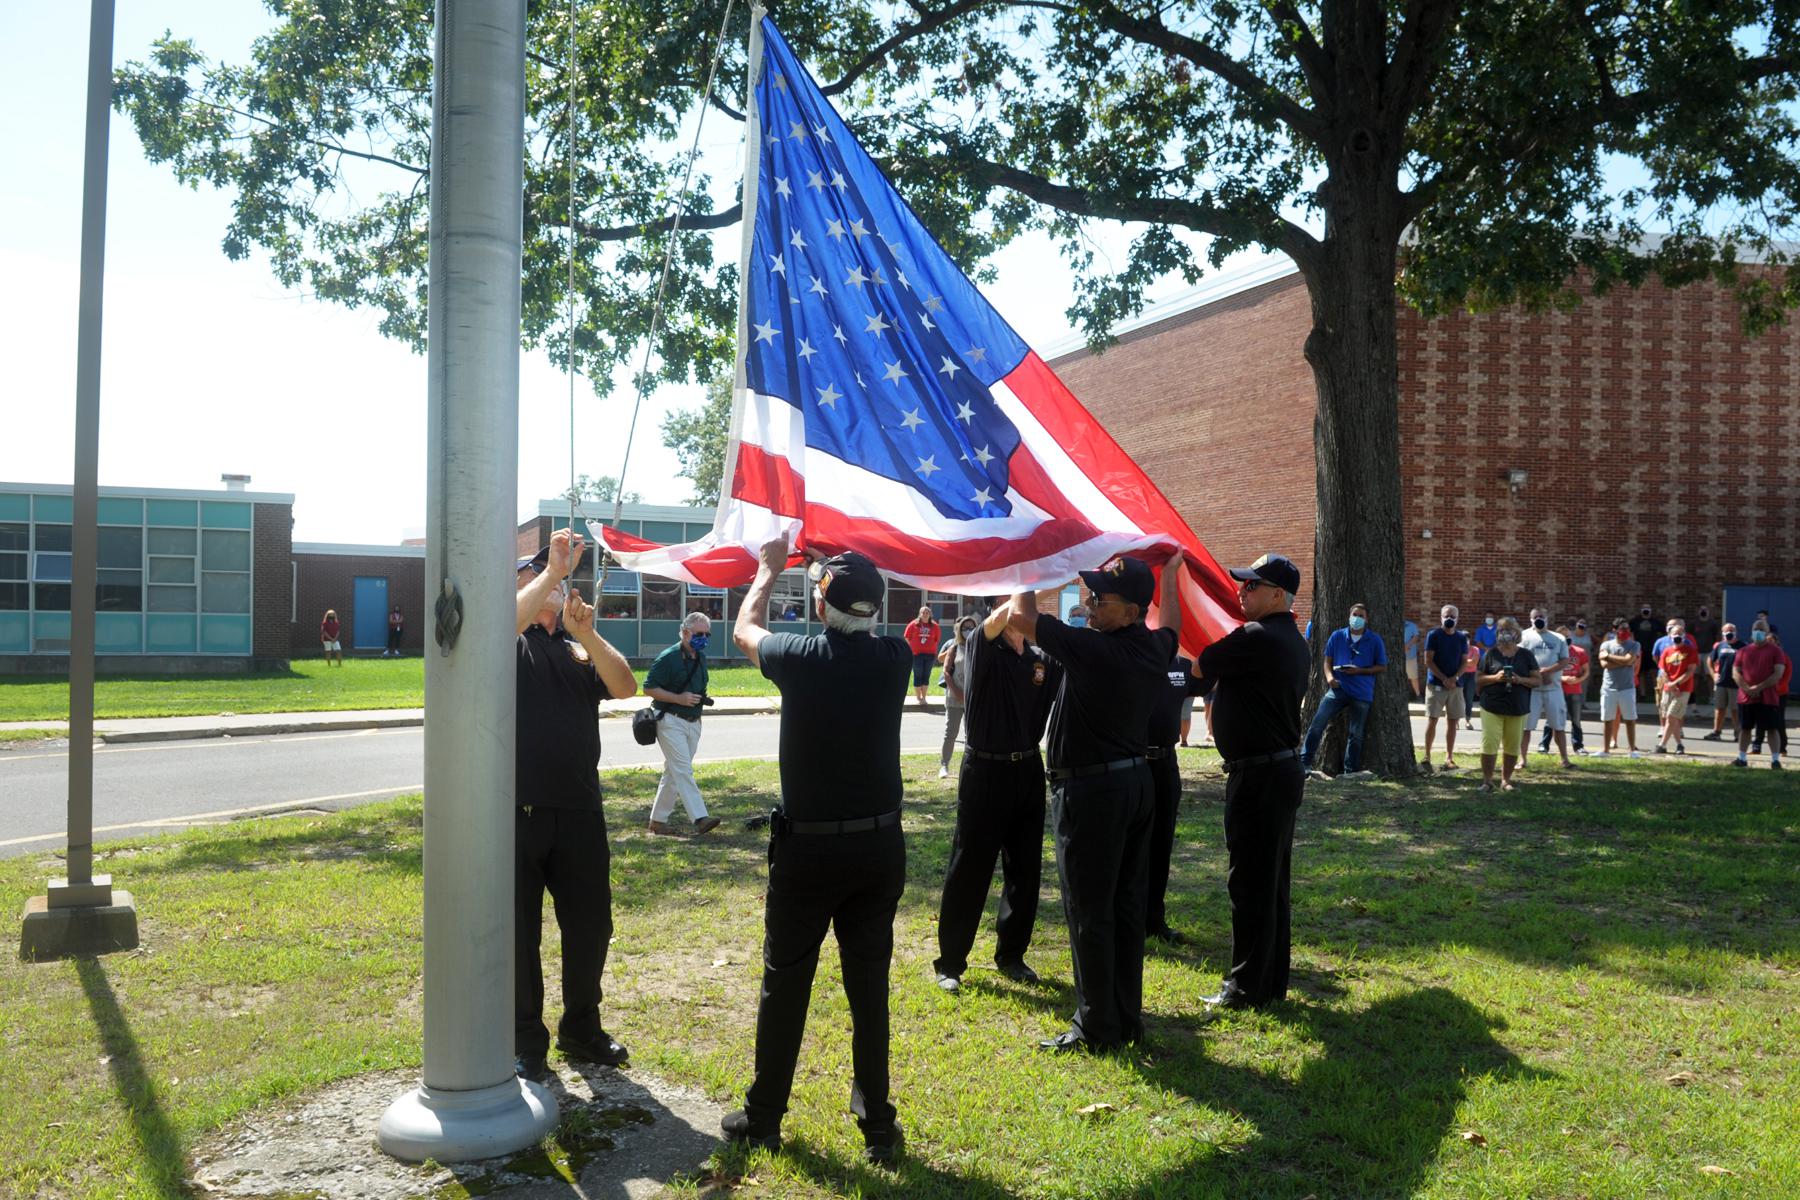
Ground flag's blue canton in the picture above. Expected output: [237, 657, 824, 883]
[742, 19, 1030, 521]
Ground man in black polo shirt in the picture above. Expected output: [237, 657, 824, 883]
[513, 529, 640, 1082]
[1145, 551, 1194, 945]
[1008, 554, 1173, 1053]
[723, 536, 911, 1165]
[1184, 553, 1309, 1012]
[932, 595, 1063, 993]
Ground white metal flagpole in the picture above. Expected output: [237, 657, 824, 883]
[378, 0, 557, 1161]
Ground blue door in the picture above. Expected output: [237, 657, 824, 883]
[1724, 585, 1800, 641]
[353, 576, 388, 650]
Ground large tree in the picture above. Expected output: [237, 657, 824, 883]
[117, 0, 1797, 774]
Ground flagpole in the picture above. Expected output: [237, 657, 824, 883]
[709, 5, 765, 538]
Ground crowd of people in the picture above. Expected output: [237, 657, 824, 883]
[1302, 602, 1790, 784]
[509, 528, 1310, 1165]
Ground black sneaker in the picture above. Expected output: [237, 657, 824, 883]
[721, 1109, 781, 1151]
[1654, 745, 1668, 755]
[864, 1122, 905, 1166]
[556, 1029, 629, 1067]
[1146, 926, 1188, 946]
[1702, 731, 1723, 741]
[996, 958, 1040, 984]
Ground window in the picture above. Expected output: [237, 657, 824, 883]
[36, 583, 71, 611]
[34, 553, 71, 582]
[886, 586, 923, 625]
[769, 570, 809, 622]
[641, 578, 682, 620]
[201, 572, 251, 613]
[201, 530, 251, 572]
[148, 585, 197, 613]
[148, 528, 196, 556]
[36, 524, 71, 553]
[200, 529, 250, 614]
[97, 569, 142, 612]
[0, 583, 23, 611]
[685, 586, 725, 620]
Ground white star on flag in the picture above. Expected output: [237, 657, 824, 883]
[955, 400, 975, 422]
[774, 177, 792, 198]
[816, 381, 842, 408]
[753, 319, 779, 343]
[937, 356, 960, 379]
[900, 407, 924, 432]
[796, 338, 818, 362]
[916, 455, 940, 478]
[882, 360, 909, 384]
[865, 312, 890, 336]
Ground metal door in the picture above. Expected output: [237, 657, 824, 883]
[353, 576, 388, 650]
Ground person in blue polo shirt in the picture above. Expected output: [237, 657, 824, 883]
[1301, 603, 1388, 780]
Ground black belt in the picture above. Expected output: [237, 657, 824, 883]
[1145, 744, 1176, 760]
[656, 707, 701, 722]
[778, 808, 902, 836]
[966, 747, 1041, 762]
[1221, 747, 1300, 775]
[1046, 756, 1146, 781]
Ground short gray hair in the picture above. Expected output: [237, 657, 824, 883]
[820, 589, 877, 634]
[681, 611, 711, 632]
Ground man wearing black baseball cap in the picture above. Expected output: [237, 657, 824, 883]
[722, 535, 912, 1165]
[1185, 553, 1309, 1012]
[1006, 551, 1174, 1053]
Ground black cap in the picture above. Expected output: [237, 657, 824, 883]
[816, 551, 884, 617]
[516, 546, 549, 574]
[1079, 554, 1155, 609]
[1228, 553, 1301, 595]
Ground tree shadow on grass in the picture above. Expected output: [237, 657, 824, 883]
[1113, 986, 1547, 1200]
[75, 957, 186, 1199]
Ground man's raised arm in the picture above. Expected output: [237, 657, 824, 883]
[734, 535, 789, 670]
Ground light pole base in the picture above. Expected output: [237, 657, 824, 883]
[378, 1075, 558, 1163]
[19, 890, 138, 961]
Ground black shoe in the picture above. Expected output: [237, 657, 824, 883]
[514, 1055, 553, 1084]
[1731, 758, 1748, 768]
[1201, 988, 1257, 1013]
[1038, 1030, 1109, 1054]
[1654, 745, 1667, 754]
[721, 1109, 781, 1151]
[995, 959, 1040, 984]
[556, 1029, 629, 1067]
[1146, 925, 1188, 946]
[864, 1122, 905, 1166]
[1702, 731, 1723, 741]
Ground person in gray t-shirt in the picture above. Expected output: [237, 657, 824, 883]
[1519, 609, 1572, 768]
[1596, 619, 1642, 757]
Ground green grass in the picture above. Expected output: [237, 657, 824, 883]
[3, 754, 1796, 1199]
[0, 660, 781, 722]
[0, 728, 64, 743]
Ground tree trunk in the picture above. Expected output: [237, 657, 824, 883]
[1300, 203, 1416, 779]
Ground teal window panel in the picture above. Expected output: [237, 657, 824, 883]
[200, 615, 253, 654]
[34, 612, 71, 652]
[640, 619, 681, 650]
[0, 493, 29, 521]
[147, 499, 197, 527]
[613, 520, 641, 536]
[684, 523, 715, 542]
[145, 614, 197, 653]
[0, 611, 26, 652]
[98, 497, 144, 525]
[595, 619, 637, 657]
[200, 501, 253, 529]
[641, 520, 685, 543]
[96, 613, 143, 654]
[34, 494, 74, 523]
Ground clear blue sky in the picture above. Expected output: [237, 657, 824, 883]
[0, 2, 1265, 543]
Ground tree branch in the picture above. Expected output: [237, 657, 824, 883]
[1262, 0, 1335, 110]
[186, 96, 428, 175]
[1080, 0, 1326, 144]
[819, 0, 995, 97]
[547, 200, 744, 243]
[1382, 0, 1461, 137]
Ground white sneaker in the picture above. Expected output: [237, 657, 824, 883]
[938, 765, 949, 779]
[1306, 769, 1333, 782]
[1342, 770, 1376, 781]
[1629, 750, 1642, 759]
[1595, 750, 1611, 758]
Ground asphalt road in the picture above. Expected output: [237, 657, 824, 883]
[0, 712, 954, 859]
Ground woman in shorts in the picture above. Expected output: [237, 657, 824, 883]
[1476, 618, 1542, 792]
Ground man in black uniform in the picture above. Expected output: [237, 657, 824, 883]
[1145, 551, 1194, 944]
[1008, 555, 1173, 1053]
[513, 529, 640, 1082]
[724, 536, 911, 1164]
[933, 594, 1064, 992]
[1184, 552, 1310, 1011]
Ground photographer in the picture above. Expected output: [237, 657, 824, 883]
[1476, 617, 1543, 793]
[644, 612, 723, 837]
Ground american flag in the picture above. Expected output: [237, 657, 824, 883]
[603, 16, 1243, 652]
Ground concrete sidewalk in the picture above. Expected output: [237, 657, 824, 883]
[0, 694, 968, 745]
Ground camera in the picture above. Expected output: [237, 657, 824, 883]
[701, 695, 716, 707]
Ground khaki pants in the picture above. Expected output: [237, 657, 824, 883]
[651, 714, 708, 823]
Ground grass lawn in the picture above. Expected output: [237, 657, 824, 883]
[3, 754, 1796, 1199]
[0, 660, 779, 722]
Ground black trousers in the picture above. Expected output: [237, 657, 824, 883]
[1145, 750, 1181, 932]
[934, 753, 1045, 978]
[515, 805, 613, 1058]
[745, 823, 905, 1135]
[1050, 764, 1153, 1046]
[1221, 761, 1304, 1004]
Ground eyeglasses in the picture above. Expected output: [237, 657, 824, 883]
[1091, 596, 1130, 608]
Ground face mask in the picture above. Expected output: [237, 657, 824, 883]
[1725, 633, 1737, 643]
[1752, 630, 1768, 643]
[1498, 637, 1517, 650]
[1533, 617, 1546, 630]
[688, 633, 710, 652]
[1485, 617, 1495, 627]
[1068, 615, 1087, 628]
[1348, 615, 1366, 632]
[1443, 617, 1457, 629]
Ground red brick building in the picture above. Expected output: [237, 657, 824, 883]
[1049, 261, 1800, 629]
[289, 544, 427, 658]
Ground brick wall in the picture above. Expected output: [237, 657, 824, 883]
[252, 502, 294, 669]
[1054, 270, 1800, 629]
[1050, 273, 1320, 622]
[291, 553, 427, 657]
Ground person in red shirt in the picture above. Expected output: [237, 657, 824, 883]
[1655, 638, 1698, 754]
[320, 608, 343, 667]
[902, 605, 942, 704]
[1542, 624, 1590, 755]
[1732, 620, 1786, 769]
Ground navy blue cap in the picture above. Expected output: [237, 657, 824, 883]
[1228, 553, 1301, 595]
[1079, 554, 1155, 609]
[516, 546, 549, 574]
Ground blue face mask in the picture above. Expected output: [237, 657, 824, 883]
[688, 633, 710, 652]
[1348, 615, 1366, 632]
[1068, 615, 1087, 628]
[1751, 630, 1768, 643]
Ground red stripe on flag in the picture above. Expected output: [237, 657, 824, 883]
[730, 442, 806, 518]
[800, 503, 1101, 576]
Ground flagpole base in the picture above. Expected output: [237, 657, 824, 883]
[377, 1076, 557, 1163]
